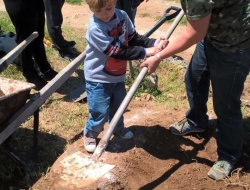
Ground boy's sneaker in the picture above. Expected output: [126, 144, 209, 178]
[170, 118, 205, 136]
[208, 160, 233, 180]
[114, 128, 133, 139]
[58, 47, 80, 62]
[41, 68, 58, 81]
[83, 136, 96, 153]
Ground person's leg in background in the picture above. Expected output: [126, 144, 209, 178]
[3, 0, 55, 90]
[43, 0, 80, 61]
[33, 0, 58, 81]
[44, 0, 67, 49]
[116, 0, 136, 25]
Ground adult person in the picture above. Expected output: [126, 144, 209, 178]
[140, 0, 250, 180]
[3, 0, 58, 91]
[43, 0, 80, 61]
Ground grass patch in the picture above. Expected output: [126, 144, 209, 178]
[0, 11, 14, 32]
[66, 0, 83, 5]
[164, 16, 187, 25]
[140, 13, 151, 18]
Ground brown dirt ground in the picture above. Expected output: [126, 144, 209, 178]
[21, 1, 250, 189]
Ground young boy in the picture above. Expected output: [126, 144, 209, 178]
[83, 0, 167, 153]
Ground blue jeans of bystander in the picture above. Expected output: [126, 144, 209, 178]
[185, 36, 250, 164]
[207, 37, 250, 163]
[185, 38, 210, 129]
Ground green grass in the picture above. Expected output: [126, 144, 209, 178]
[66, 0, 83, 5]
[0, 11, 14, 33]
[140, 13, 151, 18]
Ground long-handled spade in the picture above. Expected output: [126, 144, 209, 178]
[54, 9, 185, 189]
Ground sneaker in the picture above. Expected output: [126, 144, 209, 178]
[41, 68, 58, 81]
[114, 128, 133, 139]
[26, 76, 47, 91]
[208, 160, 233, 180]
[83, 136, 97, 153]
[58, 47, 80, 62]
[170, 118, 205, 136]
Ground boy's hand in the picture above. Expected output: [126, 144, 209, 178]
[154, 37, 168, 50]
[145, 47, 162, 57]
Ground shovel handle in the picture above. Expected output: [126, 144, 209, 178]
[93, 9, 185, 159]
[157, 9, 185, 49]
[144, 6, 182, 37]
[0, 32, 38, 73]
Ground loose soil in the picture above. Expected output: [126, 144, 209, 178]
[1, 1, 250, 189]
[33, 100, 250, 190]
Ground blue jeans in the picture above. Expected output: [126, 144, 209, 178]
[84, 81, 126, 138]
[185, 38, 210, 129]
[185, 37, 250, 163]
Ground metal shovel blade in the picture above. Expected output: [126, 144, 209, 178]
[50, 139, 115, 189]
[69, 85, 87, 102]
[59, 151, 115, 187]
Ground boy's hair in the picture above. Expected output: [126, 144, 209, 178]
[86, 0, 117, 10]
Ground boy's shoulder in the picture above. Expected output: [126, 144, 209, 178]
[115, 8, 128, 18]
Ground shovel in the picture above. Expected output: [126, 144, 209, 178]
[0, 32, 38, 72]
[69, 6, 182, 102]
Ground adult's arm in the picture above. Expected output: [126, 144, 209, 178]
[140, 13, 211, 74]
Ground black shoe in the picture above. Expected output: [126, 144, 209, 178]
[52, 40, 76, 50]
[26, 76, 47, 91]
[41, 68, 58, 81]
[65, 40, 76, 47]
[58, 47, 80, 62]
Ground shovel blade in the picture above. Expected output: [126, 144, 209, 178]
[50, 138, 115, 189]
[69, 85, 87, 102]
[59, 151, 115, 187]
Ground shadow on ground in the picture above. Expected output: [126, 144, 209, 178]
[0, 127, 67, 189]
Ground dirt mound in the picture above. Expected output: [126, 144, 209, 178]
[32, 101, 250, 190]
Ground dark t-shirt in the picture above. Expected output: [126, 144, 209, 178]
[181, 0, 250, 52]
